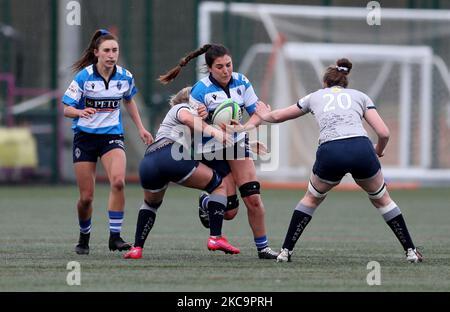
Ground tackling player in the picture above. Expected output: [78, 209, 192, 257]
[124, 87, 240, 259]
[158, 44, 279, 259]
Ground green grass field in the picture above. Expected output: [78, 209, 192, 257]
[0, 184, 449, 292]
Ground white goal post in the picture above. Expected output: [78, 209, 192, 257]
[198, 2, 450, 184]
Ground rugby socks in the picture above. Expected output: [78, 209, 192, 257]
[208, 194, 226, 237]
[108, 211, 124, 237]
[201, 195, 209, 211]
[134, 201, 161, 248]
[79, 218, 92, 234]
[282, 203, 315, 251]
[254, 235, 269, 251]
[203, 194, 239, 212]
[378, 202, 415, 250]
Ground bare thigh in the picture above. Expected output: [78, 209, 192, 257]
[228, 158, 257, 187]
[100, 148, 126, 184]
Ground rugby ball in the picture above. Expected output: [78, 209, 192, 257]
[211, 99, 241, 125]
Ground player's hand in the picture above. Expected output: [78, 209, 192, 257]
[374, 143, 384, 157]
[220, 119, 246, 133]
[255, 101, 272, 120]
[197, 104, 208, 120]
[140, 128, 154, 145]
[79, 108, 96, 118]
[249, 140, 268, 156]
[212, 127, 233, 147]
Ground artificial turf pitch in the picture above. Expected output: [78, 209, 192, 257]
[0, 184, 449, 292]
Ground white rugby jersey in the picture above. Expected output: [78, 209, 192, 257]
[62, 64, 137, 134]
[297, 86, 376, 145]
[155, 103, 192, 144]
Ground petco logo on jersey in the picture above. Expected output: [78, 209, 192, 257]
[85, 98, 121, 110]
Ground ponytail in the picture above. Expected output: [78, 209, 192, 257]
[158, 44, 212, 84]
[323, 58, 353, 88]
[72, 29, 118, 73]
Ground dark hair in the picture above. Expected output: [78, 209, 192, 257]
[158, 44, 231, 84]
[323, 58, 352, 88]
[72, 29, 118, 73]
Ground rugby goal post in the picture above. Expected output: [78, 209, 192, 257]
[198, 2, 450, 184]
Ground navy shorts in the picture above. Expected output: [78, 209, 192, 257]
[200, 158, 231, 178]
[199, 135, 250, 177]
[139, 143, 200, 192]
[312, 136, 381, 184]
[73, 132, 124, 163]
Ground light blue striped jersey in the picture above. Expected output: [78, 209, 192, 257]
[189, 72, 258, 116]
[189, 72, 258, 152]
[62, 64, 137, 134]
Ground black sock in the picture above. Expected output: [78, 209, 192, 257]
[386, 214, 415, 250]
[378, 203, 415, 251]
[134, 201, 161, 248]
[282, 204, 314, 250]
[208, 194, 226, 237]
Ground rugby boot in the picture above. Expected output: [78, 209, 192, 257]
[75, 232, 90, 255]
[109, 235, 132, 251]
[207, 236, 240, 254]
[123, 246, 143, 259]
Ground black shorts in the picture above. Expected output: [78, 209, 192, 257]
[312, 136, 381, 184]
[73, 132, 125, 163]
[198, 135, 250, 177]
[139, 142, 200, 192]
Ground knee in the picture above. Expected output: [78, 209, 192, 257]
[244, 194, 264, 213]
[304, 180, 327, 208]
[302, 192, 323, 208]
[78, 195, 94, 208]
[111, 176, 125, 192]
[224, 208, 238, 220]
[366, 181, 393, 208]
[370, 192, 392, 208]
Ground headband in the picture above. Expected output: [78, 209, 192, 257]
[336, 66, 349, 72]
[99, 29, 110, 36]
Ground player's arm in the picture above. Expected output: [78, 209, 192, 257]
[62, 78, 95, 118]
[255, 101, 306, 124]
[178, 109, 231, 144]
[63, 104, 96, 118]
[123, 98, 154, 145]
[363, 108, 390, 157]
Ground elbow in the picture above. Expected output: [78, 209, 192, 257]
[379, 128, 390, 141]
[63, 106, 70, 118]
